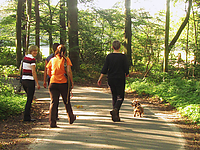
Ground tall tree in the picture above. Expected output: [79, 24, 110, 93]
[60, 0, 66, 45]
[192, 4, 198, 63]
[22, 0, 26, 57]
[16, 0, 23, 67]
[124, 0, 132, 67]
[67, 0, 80, 72]
[163, 0, 170, 72]
[47, 0, 53, 53]
[35, 0, 41, 60]
[164, 0, 192, 72]
[26, 0, 32, 51]
[168, 0, 192, 52]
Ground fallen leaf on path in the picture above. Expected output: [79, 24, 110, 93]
[19, 133, 29, 138]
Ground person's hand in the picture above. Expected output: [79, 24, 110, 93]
[71, 82, 74, 90]
[37, 83, 40, 90]
[97, 79, 101, 86]
[43, 82, 47, 88]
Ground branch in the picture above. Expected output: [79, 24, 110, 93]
[168, 0, 192, 53]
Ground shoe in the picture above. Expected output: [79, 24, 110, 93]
[114, 117, 121, 122]
[70, 115, 76, 124]
[24, 119, 36, 122]
[50, 125, 57, 128]
[110, 109, 120, 122]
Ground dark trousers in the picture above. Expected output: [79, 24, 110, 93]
[108, 78, 125, 111]
[22, 80, 35, 121]
[47, 77, 59, 119]
[49, 83, 74, 126]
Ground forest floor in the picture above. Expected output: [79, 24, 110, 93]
[0, 75, 199, 150]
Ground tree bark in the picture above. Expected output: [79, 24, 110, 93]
[35, 0, 41, 61]
[164, 0, 192, 72]
[163, 0, 170, 72]
[16, 0, 23, 67]
[124, 0, 132, 67]
[60, 0, 66, 45]
[168, 0, 192, 52]
[192, 5, 198, 62]
[48, 0, 53, 54]
[26, 0, 32, 51]
[67, 0, 80, 72]
[22, 0, 26, 57]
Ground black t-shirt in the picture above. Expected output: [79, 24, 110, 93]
[101, 53, 129, 80]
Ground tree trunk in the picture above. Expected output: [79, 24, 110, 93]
[60, 0, 66, 45]
[164, 0, 192, 72]
[192, 5, 198, 62]
[22, 0, 26, 57]
[67, 0, 80, 72]
[35, 0, 41, 61]
[16, 0, 23, 68]
[163, 0, 170, 72]
[168, 0, 192, 52]
[26, 0, 32, 51]
[48, 0, 53, 54]
[124, 0, 132, 67]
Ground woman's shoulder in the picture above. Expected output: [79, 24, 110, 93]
[24, 54, 36, 61]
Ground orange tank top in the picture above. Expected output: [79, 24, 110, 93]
[46, 55, 72, 84]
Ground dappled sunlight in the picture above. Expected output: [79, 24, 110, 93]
[36, 97, 51, 101]
[34, 138, 126, 149]
[29, 86, 185, 150]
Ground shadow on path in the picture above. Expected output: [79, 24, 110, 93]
[28, 85, 185, 150]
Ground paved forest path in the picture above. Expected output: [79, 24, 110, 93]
[25, 83, 185, 150]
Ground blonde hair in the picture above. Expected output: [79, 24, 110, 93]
[28, 45, 38, 54]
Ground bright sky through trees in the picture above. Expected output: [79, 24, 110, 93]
[0, 0, 185, 19]
[78, 0, 185, 19]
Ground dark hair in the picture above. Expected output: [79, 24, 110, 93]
[55, 44, 66, 59]
[112, 40, 121, 50]
[53, 43, 59, 52]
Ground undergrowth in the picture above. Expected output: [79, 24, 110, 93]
[126, 73, 200, 125]
[0, 66, 26, 120]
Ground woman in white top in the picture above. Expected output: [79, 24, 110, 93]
[21, 45, 40, 121]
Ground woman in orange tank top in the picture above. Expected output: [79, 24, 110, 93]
[46, 44, 75, 128]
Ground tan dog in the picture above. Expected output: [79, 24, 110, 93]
[131, 100, 144, 117]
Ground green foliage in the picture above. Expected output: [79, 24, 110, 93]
[0, 65, 26, 120]
[36, 61, 45, 71]
[0, 13, 16, 46]
[0, 65, 18, 77]
[0, 94, 26, 120]
[0, 75, 26, 120]
[73, 63, 102, 83]
[178, 104, 200, 124]
[126, 73, 200, 124]
[0, 47, 16, 65]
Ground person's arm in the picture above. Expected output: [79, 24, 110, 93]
[43, 60, 48, 88]
[124, 55, 129, 77]
[67, 65, 74, 89]
[97, 74, 104, 86]
[32, 65, 40, 90]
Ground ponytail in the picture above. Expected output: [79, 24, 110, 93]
[55, 44, 66, 59]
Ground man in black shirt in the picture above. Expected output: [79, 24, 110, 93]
[97, 40, 129, 122]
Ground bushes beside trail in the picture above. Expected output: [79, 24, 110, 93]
[126, 74, 200, 124]
[0, 75, 26, 120]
